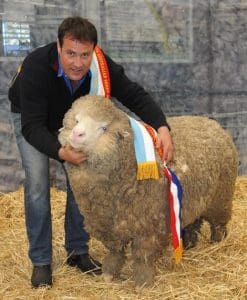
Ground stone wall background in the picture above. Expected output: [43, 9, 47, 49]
[0, 0, 246, 192]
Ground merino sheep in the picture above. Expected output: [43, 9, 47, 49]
[58, 95, 238, 287]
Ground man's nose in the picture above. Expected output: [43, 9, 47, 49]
[74, 55, 83, 67]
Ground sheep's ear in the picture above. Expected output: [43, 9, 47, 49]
[117, 130, 130, 139]
[58, 126, 64, 132]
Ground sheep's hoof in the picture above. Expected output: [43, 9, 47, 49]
[103, 273, 114, 283]
[210, 224, 227, 242]
[182, 218, 203, 249]
[133, 263, 155, 288]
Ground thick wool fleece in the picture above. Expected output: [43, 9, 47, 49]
[58, 95, 238, 287]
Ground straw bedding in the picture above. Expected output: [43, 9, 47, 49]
[0, 177, 246, 299]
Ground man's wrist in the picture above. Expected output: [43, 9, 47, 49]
[158, 125, 170, 134]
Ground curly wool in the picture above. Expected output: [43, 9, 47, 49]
[58, 95, 238, 286]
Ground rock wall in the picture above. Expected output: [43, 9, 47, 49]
[0, 0, 246, 192]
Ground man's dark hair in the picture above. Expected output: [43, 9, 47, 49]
[58, 16, 98, 47]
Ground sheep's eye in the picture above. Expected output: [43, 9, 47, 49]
[75, 114, 80, 124]
[99, 126, 107, 133]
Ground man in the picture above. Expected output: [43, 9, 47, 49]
[8, 17, 173, 288]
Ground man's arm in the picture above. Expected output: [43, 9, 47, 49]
[105, 54, 173, 162]
[19, 56, 62, 160]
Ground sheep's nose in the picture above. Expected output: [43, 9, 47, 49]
[71, 128, 85, 139]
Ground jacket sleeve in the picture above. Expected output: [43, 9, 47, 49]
[19, 56, 62, 161]
[105, 54, 170, 131]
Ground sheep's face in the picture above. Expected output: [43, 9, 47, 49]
[69, 114, 111, 151]
[59, 96, 130, 159]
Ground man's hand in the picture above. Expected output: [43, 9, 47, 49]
[156, 126, 173, 164]
[58, 145, 87, 165]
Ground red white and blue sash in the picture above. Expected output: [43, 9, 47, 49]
[163, 165, 183, 263]
[128, 116, 183, 263]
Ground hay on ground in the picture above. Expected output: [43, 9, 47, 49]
[0, 177, 246, 299]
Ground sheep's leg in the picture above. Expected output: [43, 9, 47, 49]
[102, 249, 126, 281]
[204, 213, 229, 243]
[131, 237, 161, 287]
[132, 245, 174, 288]
[132, 256, 155, 288]
[205, 206, 230, 242]
[182, 217, 203, 249]
[205, 170, 235, 243]
[210, 223, 227, 242]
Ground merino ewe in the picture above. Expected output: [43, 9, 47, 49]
[58, 95, 238, 287]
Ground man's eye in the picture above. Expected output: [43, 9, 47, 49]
[67, 51, 75, 57]
[81, 53, 89, 58]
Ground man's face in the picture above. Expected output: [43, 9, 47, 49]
[57, 36, 94, 82]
